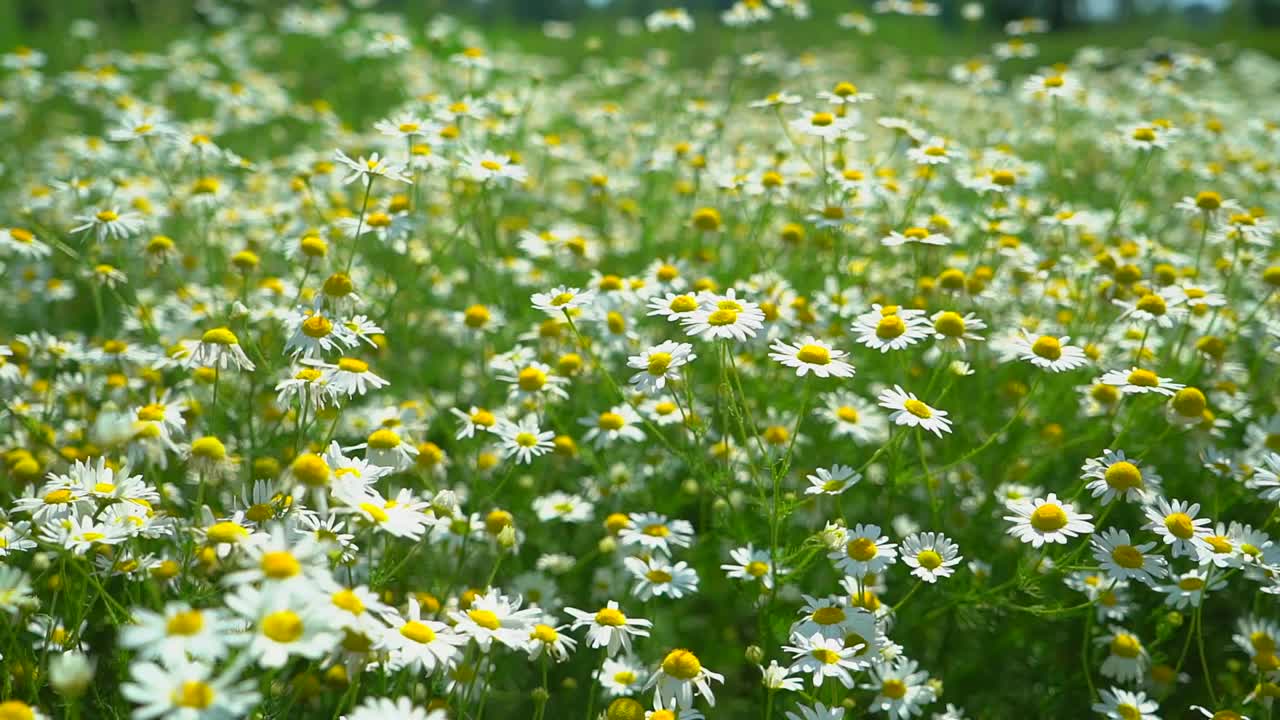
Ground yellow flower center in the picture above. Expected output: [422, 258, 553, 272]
[1111, 545, 1145, 569]
[96, 210, 119, 222]
[875, 315, 906, 340]
[206, 521, 247, 544]
[518, 367, 547, 392]
[882, 678, 908, 699]
[261, 551, 301, 579]
[598, 412, 626, 430]
[1030, 503, 1068, 532]
[1126, 369, 1159, 387]
[1104, 461, 1143, 491]
[262, 610, 304, 643]
[337, 357, 368, 373]
[916, 550, 943, 570]
[171, 681, 215, 710]
[796, 344, 831, 364]
[165, 610, 204, 636]
[933, 311, 966, 337]
[661, 649, 703, 680]
[647, 352, 673, 375]
[707, 308, 739, 326]
[903, 399, 932, 419]
[645, 569, 673, 583]
[332, 589, 364, 615]
[468, 609, 501, 630]
[812, 606, 846, 625]
[1164, 512, 1195, 539]
[595, 608, 627, 626]
[810, 112, 835, 127]
[846, 537, 878, 561]
[1031, 336, 1062, 360]
[1110, 633, 1141, 658]
[812, 648, 842, 664]
[836, 406, 859, 423]
[200, 328, 238, 346]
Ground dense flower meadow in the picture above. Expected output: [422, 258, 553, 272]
[2, 2, 1280, 719]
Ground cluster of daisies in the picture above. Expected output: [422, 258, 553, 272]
[1, 2, 1280, 720]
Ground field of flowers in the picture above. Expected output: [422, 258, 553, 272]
[2, 2, 1279, 719]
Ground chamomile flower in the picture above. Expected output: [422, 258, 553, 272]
[805, 465, 862, 496]
[831, 524, 898, 578]
[1097, 627, 1149, 683]
[619, 513, 695, 557]
[463, 149, 527, 184]
[1092, 528, 1166, 585]
[623, 556, 700, 600]
[449, 590, 541, 651]
[181, 328, 256, 372]
[493, 416, 555, 464]
[224, 585, 337, 669]
[564, 601, 652, 656]
[1155, 567, 1224, 609]
[531, 286, 596, 316]
[1082, 450, 1162, 504]
[784, 633, 864, 688]
[853, 306, 931, 353]
[1143, 497, 1211, 558]
[71, 207, 144, 242]
[334, 149, 412, 184]
[649, 648, 724, 709]
[900, 532, 962, 583]
[628, 341, 696, 393]
[1004, 493, 1095, 547]
[1092, 687, 1160, 720]
[877, 386, 952, 437]
[1012, 331, 1090, 372]
[122, 657, 260, 720]
[721, 545, 783, 589]
[769, 337, 856, 378]
[681, 292, 766, 342]
[381, 598, 467, 673]
[119, 603, 237, 662]
[864, 657, 937, 720]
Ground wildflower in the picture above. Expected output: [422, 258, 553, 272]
[900, 532, 962, 583]
[649, 649, 725, 709]
[769, 337, 856, 378]
[565, 601, 652, 656]
[1004, 493, 1095, 547]
[877, 386, 952, 437]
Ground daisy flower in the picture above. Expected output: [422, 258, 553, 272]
[181, 328, 256, 372]
[852, 306, 931, 353]
[900, 532, 962, 583]
[628, 341, 696, 393]
[649, 649, 725, 709]
[783, 633, 863, 688]
[531, 286, 596, 316]
[769, 337, 856, 378]
[681, 292, 766, 343]
[1012, 331, 1089, 372]
[333, 149, 412, 184]
[1097, 627, 1149, 683]
[1097, 367, 1185, 397]
[863, 657, 937, 720]
[805, 465, 862, 496]
[623, 556, 699, 600]
[1155, 568, 1224, 609]
[618, 512, 694, 557]
[929, 311, 986, 352]
[648, 292, 701, 321]
[224, 585, 337, 669]
[877, 385, 952, 437]
[119, 603, 237, 662]
[1081, 449, 1162, 504]
[382, 597, 467, 674]
[463, 149, 527, 184]
[599, 655, 649, 697]
[1004, 493, 1095, 547]
[1091, 687, 1160, 720]
[121, 657, 260, 720]
[881, 227, 950, 247]
[343, 696, 446, 720]
[564, 601, 652, 656]
[1143, 497, 1211, 558]
[830, 524, 898, 578]
[1091, 528, 1166, 585]
[582, 404, 646, 448]
[71, 207, 144, 242]
[816, 391, 888, 444]
[789, 110, 859, 140]
[449, 590, 541, 651]
[721, 545, 784, 589]
[493, 416, 555, 464]
[526, 622, 577, 663]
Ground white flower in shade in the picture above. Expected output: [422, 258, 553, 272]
[1091, 687, 1160, 720]
[1082, 449, 1162, 504]
[381, 597, 467, 674]
[900, 532, 963, 583]
[564, 601, 652, 656]
[786, 703, 845, 720]
[532, 491, 594, 523]
[1096, 626, 1149, 683]
[343, 696, 447, 720]
[1091, 528, 1166, 585]
[769, 337, 856, 378]
[763, 661, 804, 692]
[863, 657, 937, 720]
[1154, 567, 1224, 609]
[1190, 707, 1249, 720]
[628, 341, 697, 393]
[648, 648, 725, 709]
[1012, 331, 1089, 372]
[531, 285, 596, 315]
[1004, 493, 1095, 547]
[830, 524, 898, 578]
[721, 545, 785, 589]
[122, 657, 260, 720]
[805, 465, 862, 496]
[623, 555, 699, 600]
[493, 416, 555, 464]
[1096, 367, 1185, 397]
[1143, 497, 1211, 558]
[598, 655, 649, 697]
[784, 632, 864, 688]
[877, 385, 952, 437]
